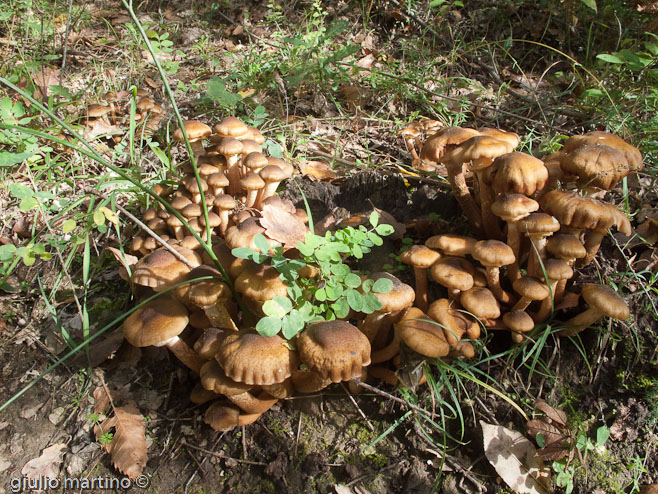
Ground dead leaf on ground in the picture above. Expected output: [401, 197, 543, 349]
[94, 401, 148, 479]
[260, 204, 307, 247]
[21, 443, 67, 480]
[84, 119, 122, 140]
[535, 398, 568, 427]
[70, 328, 125, 367]
[299, 160, 337, 181]
[31, 67, 60, 100]
[481, 421, 553, 494]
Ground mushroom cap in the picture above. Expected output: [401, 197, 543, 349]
[452, 135, 514, 172]
[174, 120, 212, 142]
[541, 258, 574, 281]
[204, 401, 240, 431]
[132, 245, 202, 290]
[400, 244, 441, 269]
[175, 264, 228, 307]
[224, 217, 279, 251]
[215, 330, 299, 385]
[240, 172, 265, 191]
[200, 360, 253, 395]
[560, 144, 629, 189]
[472, 240, 516, 268]
[260, 164, 287, 183]
[503, 310, 535, 333]
[517, 212, 561, 236]
[199, 211, 221, 228]
[513, 276, 549, 301]
[546, 233, 587, 261]
[208, 172, 230, 189]
[429, 256, 475, 291]
[240, 140, 262, 157]
[460, 287, 501, 320]
[539, 190, 631, 235]
[420, 127, 481, 164]
[216, 137, 243, 156]
[267, 157, 295, 178]
[489, 152, 548, 196]
[491, 194, 539, 223]
[478, 127, 521, 148]
[213, 116, 249, 138]
[123, 296, 189, 347]
[563, 131, 642, 171]
[365, 272, 415, 312]
[425, 234, 477, 256]
[235, 263, 288, 301]
[394, 307, 450, 358]
[244, 152, 269, 171]
[580, 284, 629, 320]
[87, 104, 111, 118]
[297, 320, 371, 383]
[215, 193, 237, 210]
[427, 298, 476, 345]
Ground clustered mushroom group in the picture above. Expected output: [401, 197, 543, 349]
[400, 123, 636, 341]
[84, 88, 164, 142]
[117, 115, 637, 432]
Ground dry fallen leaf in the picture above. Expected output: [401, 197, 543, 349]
[260, 204, 307, 247]
[21, 443, 67, 480]
[481, 421, 553, 494]
[94, 401, 148, 479]
[534, 398, 568, 427]
[298, 160, 337, 181]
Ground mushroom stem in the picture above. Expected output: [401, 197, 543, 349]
[371, 331, 400, 364]
[204, 301, 238, 331]
[533, 281, 558, 323]
[474, 168, 503, 240]
[161, 336, 203, 373]
[447, 162, 483, 235]
[580, 229, 605, 267]
[228, 391, 278, 414]
[527, 236, 548, 278]
[413, 266, 430, 312]
[485, 267, 515, 305]
[506, 222, 522, 283]
[225, 155, 242, 196]
[368, 366, 399, 387]
[559, 308, 605, 337]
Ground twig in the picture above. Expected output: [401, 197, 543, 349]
[180, 440, 268, 466]
[84, 188, 196, 269]
[59, 0, 74, 84]
[345, 460, 404, 488]
[340, 383, 375, 431]
[351, 379, 432, 417]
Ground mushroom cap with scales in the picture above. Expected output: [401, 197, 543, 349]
[297, 320, 371, 383]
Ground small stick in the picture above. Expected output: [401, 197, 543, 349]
[340, 383, 374, 431]
[180, 440, 267, 466]
[351, 379, 432, 417]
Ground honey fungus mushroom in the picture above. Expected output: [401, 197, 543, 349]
[559, 284, 629, 337]
[297, 320, 371, 383]
[123, 296, 203, 373]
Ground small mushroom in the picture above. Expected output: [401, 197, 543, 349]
[559, 284, 629, 337]
[399, 245, 441, 311]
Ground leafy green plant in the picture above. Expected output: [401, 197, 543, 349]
[232, 211, 394, 339]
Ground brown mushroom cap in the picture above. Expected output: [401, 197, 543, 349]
[200, 360, 253, 396]
[491, 194, 540, 223]
[429, 257, 475, 291]
[420, 127, 481, 164]
[174, 264, 228, 308]
[427, 298, 476, 346]
[489, 152, 548, 196]
[546, 233, 587, 262]
[560, 144, 629, 190]
[580, 284, 629, 320]
[460, 287, 501, 320]
[425, 234, 477, 257]
[472, 240, 515, 268]
[123, 296, 189, 347]
[297, 320, 371, 383]
[513, 276, 549, 302]
[400, 244, 441, 269]
[215, 331, 299, 385]
[174, 120, 212, 142]
[394, 307, 450, 358]
[503, 310, 535, 333]
[213, 116, 249, 138]
[366, 272, 416, 312]
[478, 127, 520, 148]
[452, 135, 514, 172]
[131, 246, 202, 290]
[563, 131, 643, 172]
[235, 263, 288, 302]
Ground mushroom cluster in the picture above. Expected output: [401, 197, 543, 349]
[401, 125, 637, 340]
[84, 88, 164, 141]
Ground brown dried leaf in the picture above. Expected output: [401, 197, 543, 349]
[640, 484, 658, 494]
[298, 160, 337, 181]
[21, 443, 66, 479]
[95, 401, 147, 479]
[71, 328, 125, 367]
[535, 398, 568, 427]
[93, 386, 111, 414]
[537, 443, 570, 461]
[260, 204, 307, 248]
[85, 119, 122, 140]
[481, 421, 552, 494]
[31, 67, 60, 99]
[526, 420, 570, 446]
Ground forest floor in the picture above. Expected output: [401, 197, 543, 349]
[1, 0, 658, 493]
